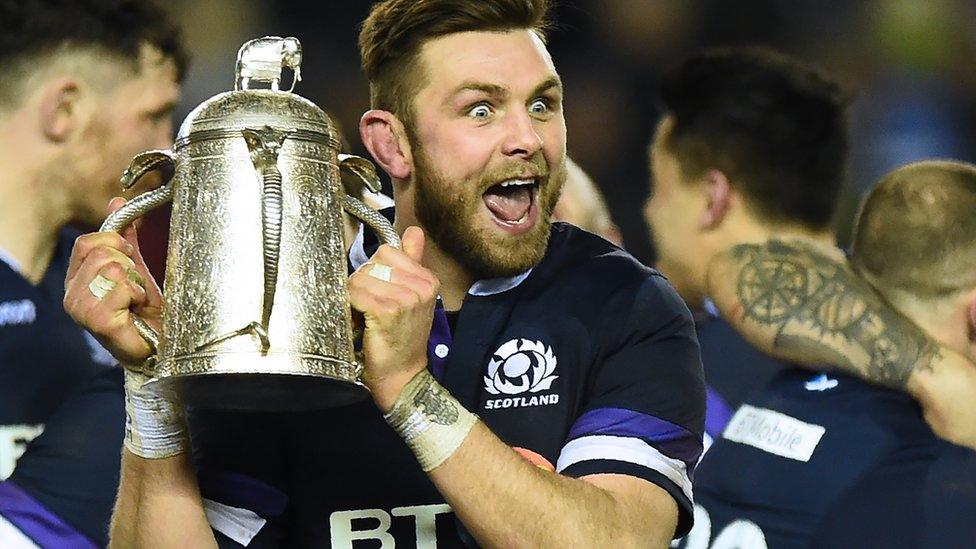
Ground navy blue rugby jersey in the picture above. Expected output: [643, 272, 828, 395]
[694, 306, 787, 443]
[0, 229, 124, 547]
[675, 368, 976, 549]
[188, 220, 706, 548]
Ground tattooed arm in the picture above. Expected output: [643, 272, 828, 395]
[706, 238, 976, 449]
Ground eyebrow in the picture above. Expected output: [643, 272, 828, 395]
[448, 75, 563, 103]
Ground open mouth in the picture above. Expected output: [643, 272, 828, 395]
[482, 178, 540, 228]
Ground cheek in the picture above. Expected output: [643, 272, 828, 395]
[419, 122, 494, 178]
[540, 119, 566, 161]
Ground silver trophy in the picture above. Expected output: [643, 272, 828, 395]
[102, 37, 398, 411]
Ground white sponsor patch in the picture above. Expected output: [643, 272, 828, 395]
[203, 498, 266, 547]
[330, 503, 452, 549]
[0, 300, 35, 327]
[722, 405, 825, 462]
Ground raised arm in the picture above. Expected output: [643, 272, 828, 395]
[348, 231, 701, 547]
[63, 201, 218, 547]
[706, 238, 976, 449]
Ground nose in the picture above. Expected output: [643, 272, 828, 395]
[501, 109, 543, 158]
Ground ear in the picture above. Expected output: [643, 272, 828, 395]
[37, 77, 83, 142]
[699, 169, 732, 229]
[360, 109, 412, 181]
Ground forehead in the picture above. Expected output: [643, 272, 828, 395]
[416, 29, 558, 95]
[110, 46, 180, 107]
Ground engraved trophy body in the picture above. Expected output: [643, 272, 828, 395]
[102, 37, 398, 411]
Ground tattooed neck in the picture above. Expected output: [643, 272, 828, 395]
[728, 239, 941, 388]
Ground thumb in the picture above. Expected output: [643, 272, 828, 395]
[402, 226, 426, 264]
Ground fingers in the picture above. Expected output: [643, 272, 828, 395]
[67, 232, 134, 283]
[65, 246, 138, 321]
[64, 229, 160, 364]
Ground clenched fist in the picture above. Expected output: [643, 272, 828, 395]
[348, 226, 440, 411]
[63, 197, 162, 367]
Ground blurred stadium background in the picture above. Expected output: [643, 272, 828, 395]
[154, 0, 976, 268]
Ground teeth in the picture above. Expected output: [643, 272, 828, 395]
[500, 179, 535, 188]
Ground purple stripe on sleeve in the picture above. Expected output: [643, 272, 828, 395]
[0, 481, 97, 549]
[566, 407, 702, 467]
[705, 386, 734, 439]
[198, 469, 288, 518]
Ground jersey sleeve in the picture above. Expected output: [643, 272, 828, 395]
[3, 367, 125, 548]
[556, 274, 705, 537]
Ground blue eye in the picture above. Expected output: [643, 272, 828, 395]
[529, 100, 548, 114]
[468, 104, 492, 119]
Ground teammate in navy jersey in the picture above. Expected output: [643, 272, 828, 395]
[677, 161, 976, 548]
[64, 0, 705, 547]
[643, 48, 850, 440]
[0, 1, 186, 545]
[644, 47, 976, 449]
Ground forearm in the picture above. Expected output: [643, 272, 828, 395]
[430, 422, 676, 548]
[381, 370, 676, 548]
[110, 451, 216, 548]
[707, 239, 976, 449]
[707, 239, 941, 388]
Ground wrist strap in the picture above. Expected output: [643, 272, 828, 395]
[383, 369, 478, 472]
[123, 370, 188, 459]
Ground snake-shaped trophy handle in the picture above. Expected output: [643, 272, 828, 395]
[338, 154, 401, 374]
[99, 150, 177, 367]
[338, 155, 401, 249]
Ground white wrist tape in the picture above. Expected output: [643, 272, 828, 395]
[383, 369, 478, 472]
[123, 369, 188, 459]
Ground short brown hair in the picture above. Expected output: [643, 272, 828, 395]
[852, 160, 976, 299]
[659, 47, 849, 231]
[359, 0, 550, 126]
[0, 0, 187, 108]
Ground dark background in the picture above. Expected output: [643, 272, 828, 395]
[162, 0, 976, 266]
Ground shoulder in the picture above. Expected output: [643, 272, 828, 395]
[530, 223, 687, 317]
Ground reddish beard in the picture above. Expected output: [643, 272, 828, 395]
[411, 147, 564, 280]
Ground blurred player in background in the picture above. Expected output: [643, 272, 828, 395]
[679, 160, 976, 547]
[0, 0, 185, 545]
[644, 47, 847, 442]
[552, 157, 623, 246]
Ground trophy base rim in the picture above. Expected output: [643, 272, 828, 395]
[149, 372, 369, 411]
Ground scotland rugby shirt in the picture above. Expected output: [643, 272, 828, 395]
[677, 368, 976, 548]
[0, 229, 125, 547]
[189, 220, 706, 547]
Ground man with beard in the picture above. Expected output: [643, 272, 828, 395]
[0, 1, 185, 546]
[677, 161, 976, 548]
[63, 0, 705, 547]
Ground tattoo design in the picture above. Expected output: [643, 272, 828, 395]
[730, 240, 941, 388]
[413, 373, 460, 426]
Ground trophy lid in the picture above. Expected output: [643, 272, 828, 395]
[175, 37, 339, 147]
